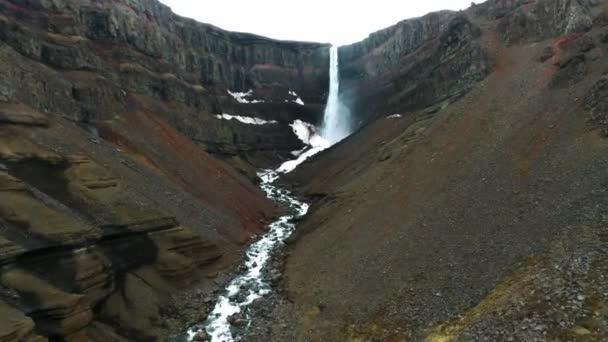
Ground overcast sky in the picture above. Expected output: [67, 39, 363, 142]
[158, 1, 477, 46]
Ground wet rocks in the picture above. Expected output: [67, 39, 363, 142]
[192, 330, 210, 341]
[269, 270, 283, 286]
[227, 313, 248, 327]
[186, 171, 309, 340]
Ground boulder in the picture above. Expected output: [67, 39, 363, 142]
[192, 330, 210, 341]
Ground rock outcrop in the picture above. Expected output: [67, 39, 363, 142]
[0, 115, 234, 340]
[338, 10, 490, 126]
[474, 0, 596, 43]
[338, 0, 605, 127]
[2, 0, 606, 340]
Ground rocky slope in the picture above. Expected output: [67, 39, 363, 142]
[0, 0, 330, 340]
[246, 0, 608, 341]
[3, 0, 608, 341]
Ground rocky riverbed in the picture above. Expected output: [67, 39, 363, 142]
[182, 170, 309, 342]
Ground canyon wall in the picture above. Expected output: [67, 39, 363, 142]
[248, 0, 608, 341]
[338, 0, 603, 126]
[0, 0, 330, 171]
[338, 10, 490, 126]
[0, 0, 330, 340]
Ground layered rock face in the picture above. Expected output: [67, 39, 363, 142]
[2, 0, 606, 340]
[0, 113, 239, 340]
[474, 0, 597, 43]
[338, 10, 490, 126]
[337, 0, 604, 126]
[0, 0, 330, 172]
[0, 0, 330, 340]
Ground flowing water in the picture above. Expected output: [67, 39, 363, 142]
[185, 170, 309, 342]
[185, 44, 352, 342]
[321, 45, 351, 144]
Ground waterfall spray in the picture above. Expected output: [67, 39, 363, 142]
[321, 46, 351, 144]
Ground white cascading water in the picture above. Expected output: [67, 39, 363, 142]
[321, 45, 351, 144]
[184, 45, 352, 342]
[185, 171, 309, 342]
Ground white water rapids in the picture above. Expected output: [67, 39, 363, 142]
[185, 171, 309, 342]
[184, 45, 352, 342]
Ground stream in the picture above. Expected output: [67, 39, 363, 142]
[185, 170, 310, 342]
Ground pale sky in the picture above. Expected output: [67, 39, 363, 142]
[159, 1, 477, 46]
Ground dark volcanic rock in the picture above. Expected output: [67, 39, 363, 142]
[338, 11, 490, 126]
[586, 75, 608, 135]
[550, 54, 589, 88]
[0, 0, 329, 340]
[246, 2, 608, 342]
[492, 0, 595, 44]
[0, 0, 330, 169]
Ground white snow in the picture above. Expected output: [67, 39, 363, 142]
[277, 120, 329, 173]
[290, 120, 315, 144]
[227, 89, 264, 104]
[288, 90, 305, 105]
[290, 146, 308, 157]
[214, 114, 277, 125]
[387, 114, 403, 119]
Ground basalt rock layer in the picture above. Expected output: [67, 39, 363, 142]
[0, 0, 330, 340]
[338, 10, 490, 126]
[0, 0, 330, 172]
[337, 0, 604, 126]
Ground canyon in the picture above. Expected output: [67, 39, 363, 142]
[1, 0, 608, 341]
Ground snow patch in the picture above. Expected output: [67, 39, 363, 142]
[277, 120, 329, 173]
[387, 114, 403, 119]
[215, 114, 277, 125]
[227, 89, 264, 104]
[290, 120, 316, 145]
[288, 90, 305, 105]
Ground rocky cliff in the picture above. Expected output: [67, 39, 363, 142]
[246, 0, 608, 341]
[0, 0, 330, 173]
[0, 0, 330, 340]
[338, 10, 490, 126]
[337, 0, 604, 126]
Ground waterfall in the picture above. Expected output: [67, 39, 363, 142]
[321, 46, 351, 144]
[184, 45, 354, 342]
